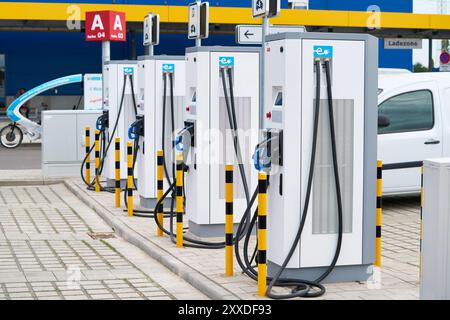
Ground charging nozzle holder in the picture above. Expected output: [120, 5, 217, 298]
[128, 115, 145, 140]
[253, 129, 283, 173]
[96, 110, 109, 132]
[175, 120, 195, 165]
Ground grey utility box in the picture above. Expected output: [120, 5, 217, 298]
[42, 110, 101, 178]
[421, 158, 450, 300]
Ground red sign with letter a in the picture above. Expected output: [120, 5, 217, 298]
[85, 11, 127, 42]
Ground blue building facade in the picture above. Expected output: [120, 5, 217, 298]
[0, 0, 413, 106]
[309, 0, 413, 73]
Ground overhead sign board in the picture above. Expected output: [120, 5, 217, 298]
[252, 0, 280, 18]
[384, 38, 422, 50]
[236, 25, 306, 45]
[85, 11, 126, 42]
[252, 0, 267, 18]
[188, 2, 199, 39]
[188, 2, 209, 40]
[143, 13, 160, 46]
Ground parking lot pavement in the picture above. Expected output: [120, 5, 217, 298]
[68, 179, 421, 300]
[324, 195, 421, 300]
[0, 184, 208, 300]
[0, 144, 41, 170]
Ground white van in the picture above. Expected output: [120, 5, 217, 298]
[379, 68, 412, 76]
[378, 72, 450, 194]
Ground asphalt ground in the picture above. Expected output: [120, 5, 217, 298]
[0, 144, 41, 170]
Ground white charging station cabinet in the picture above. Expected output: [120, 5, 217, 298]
[103, 61, 139, 184]
[184, 47, 260, 237]
[263, 33, 378, 283]
[42, 110, 102, 177]
[421, 159, 450, 300]
[136, 55, 186, 208]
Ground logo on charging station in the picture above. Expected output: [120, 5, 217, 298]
[219, 57, 234, 68]
[314, 46, 333, 59]
[123, 67, 134, 75]
[162, 64, 175, 73]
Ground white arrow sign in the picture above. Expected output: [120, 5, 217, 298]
[236, 25, 306, 45]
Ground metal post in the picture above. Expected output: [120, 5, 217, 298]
[94, 130, 101, 193]
[196, 39, 202, 47]
[102, 40, 110, 113]
[375, 161, 383, 267]
[131, 30, 137, 60]
[85, 127, 91, 187]
[144, 44, 154, 56]
[259, 17, 269, 130]
[225, 165, 234, 277]
[115, 138, 121, 208]
[429, 38, 433, 72]
[127, 142, 134, 217]
[157, 150, 165, 237]
[258, 172, 268, 297]
[176, 154, 184, 248]
[102, 41, 111, 63]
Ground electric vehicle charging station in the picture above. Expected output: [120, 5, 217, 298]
[256, 32, 378, 284]
[136, 56, 186, 208]
[103, 60, 139, 186]
[181, 46, 260, 237]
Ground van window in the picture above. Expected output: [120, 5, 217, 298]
[378, 90, 434, 134]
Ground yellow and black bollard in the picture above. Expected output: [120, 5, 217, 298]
[127, 142, 134, 217]
[176, 154, 184, 248]
[94, 130, 101, 193]
[85, 127, 91, 186]
[375, 160, 383, 267]
[115, 138, 121, 208]
[225, 165, 234, 277]
[157, 150, 164, 237]
[258, 172, 268, 297]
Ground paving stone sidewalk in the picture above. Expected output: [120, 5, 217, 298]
[67, 178, 421, 300]
[0, 183, 208, 300]
[0, 170, 51, 186]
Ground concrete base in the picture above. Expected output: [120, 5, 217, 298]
[188, 220, 255, 238]
[268, 261, 373, 284]
[43, 162, 83, 178]
[140, 196, 158, 209]
[140, 196, 177, 210]
[106, 179, 135, 189]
